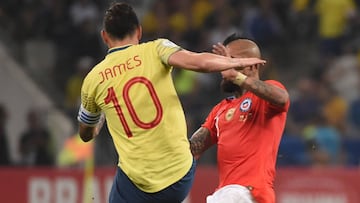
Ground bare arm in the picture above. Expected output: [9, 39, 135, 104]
[243, 77, 289, 107]
[189, 127, 214, 160]
[168, 50, 265, 73]
[78, 114, 105, 142]
[213, 43, 289, 107]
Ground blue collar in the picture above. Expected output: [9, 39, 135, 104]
[107, 45, 132, 54]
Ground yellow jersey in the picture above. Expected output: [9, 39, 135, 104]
[315, 0, 355, 38]
[78, 39, 193, 192]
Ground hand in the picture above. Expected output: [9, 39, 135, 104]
[221, 68, 239, 81]
[212, 42, 230, 57]
[221, 69, 248, 86]
[213, 42, 266, 68]
[236, 58, 266, 68]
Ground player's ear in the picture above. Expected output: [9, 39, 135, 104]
[137, 25, 142, 41]
[101, 30, 109, 46]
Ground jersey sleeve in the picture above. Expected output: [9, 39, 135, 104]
[265, 80, 290, 113]
[77, 74, 101, 126]
[154, 38, 182, 65]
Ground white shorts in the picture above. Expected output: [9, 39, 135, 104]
[206, 184, 254, 203]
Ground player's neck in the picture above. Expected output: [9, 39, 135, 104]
[108, 36, 139, 49]
[234, 90, 246, 98]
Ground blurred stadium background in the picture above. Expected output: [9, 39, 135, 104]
[0, 0, 360, 202]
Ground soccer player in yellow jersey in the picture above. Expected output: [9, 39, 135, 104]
[77, 2, 265, 203]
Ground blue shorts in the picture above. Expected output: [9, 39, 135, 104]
[109, 159, 196, 203]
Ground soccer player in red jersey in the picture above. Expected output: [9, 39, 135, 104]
[190, 34, 290, 203]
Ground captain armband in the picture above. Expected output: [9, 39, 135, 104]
[77, 104, 101, 126]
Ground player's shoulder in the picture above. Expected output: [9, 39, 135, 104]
[82, 62, 103, 84]
[144, 38, 180, 49]
[136, 38, 166, 49]
[205, 97, 233, 117]
[87, 61, 102, 75]
[214, 96, 234, 109]
[139, 38, 166, 45]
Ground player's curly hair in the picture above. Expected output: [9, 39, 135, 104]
[103, 2, 139, 40]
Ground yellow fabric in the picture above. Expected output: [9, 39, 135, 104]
[315, 0, 355, 38]
[80, 39, 192, 192]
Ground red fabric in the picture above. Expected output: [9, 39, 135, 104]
[202, 80, 290, 203]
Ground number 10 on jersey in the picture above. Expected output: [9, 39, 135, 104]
[104, 77, 163, 137]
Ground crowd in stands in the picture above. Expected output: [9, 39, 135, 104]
[0, 0, 360, 168]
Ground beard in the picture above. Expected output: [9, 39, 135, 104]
[221, 79, 242, 93]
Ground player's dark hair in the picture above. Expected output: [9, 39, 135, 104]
[103, 2, 139, 40]
[223, 33, 248, 46]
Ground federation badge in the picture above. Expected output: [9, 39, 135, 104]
[225, 108, 236, 121]
[162, 39, 178, 48]
[240, 98, 252, 112]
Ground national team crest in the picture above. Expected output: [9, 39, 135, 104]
[240, 98, 252, 112]
[225, 108, 236, 121]
[162, 39, 178, 48]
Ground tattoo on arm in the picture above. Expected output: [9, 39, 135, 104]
[189, 127, 213, 159]
[245, 78, 288, 106]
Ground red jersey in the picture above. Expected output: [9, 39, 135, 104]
[202, 80, 290, 203]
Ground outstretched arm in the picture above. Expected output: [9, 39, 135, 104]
[168, 50, 266, 73]
[189, 127, 214, 160]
